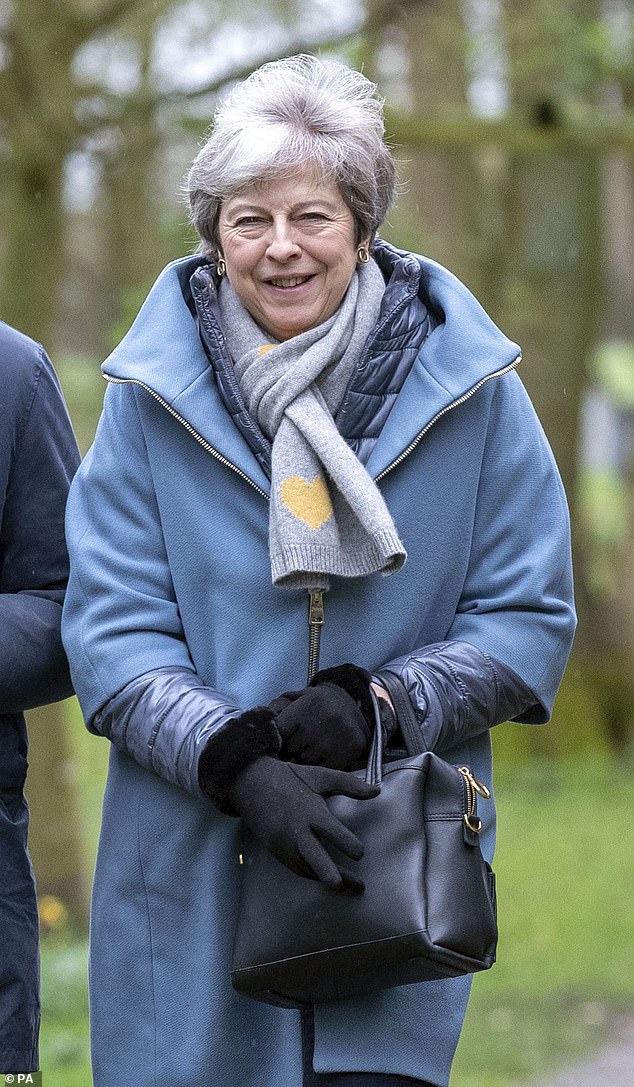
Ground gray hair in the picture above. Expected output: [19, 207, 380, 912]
[186, 54, 397, 254]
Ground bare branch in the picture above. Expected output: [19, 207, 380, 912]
[178, 30, 368, 103]
[383, 106, 634, 156]
[145, 0, 421, 107]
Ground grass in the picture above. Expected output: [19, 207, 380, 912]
[39, 941, 91, 1086]
[451, 757, 634, 1085]
[37, 712, 634, 1086]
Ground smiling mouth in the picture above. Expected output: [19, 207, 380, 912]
[267, 275, 313, 288]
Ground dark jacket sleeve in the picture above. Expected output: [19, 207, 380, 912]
[375, 641, 535, 755]
[0, 343, 80, 713]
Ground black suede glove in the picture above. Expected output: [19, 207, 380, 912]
[198, 707, 282, 813]
[229, 756, 379, 893]
[196, 705, 378, 891]
[271, 663, 397, 771]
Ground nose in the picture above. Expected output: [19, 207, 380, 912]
[265, 218, 301, 262]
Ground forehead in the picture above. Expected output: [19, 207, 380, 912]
[221, 170, 347, 215]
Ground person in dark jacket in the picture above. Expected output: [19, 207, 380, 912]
[0, 321, 80, 1073]
[62, 56, 575, 1087]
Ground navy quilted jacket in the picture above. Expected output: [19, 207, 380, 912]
[0, 322, 79, 781]
[0, 321, 79, 1071]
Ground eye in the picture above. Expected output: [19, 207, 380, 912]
[235, 215, 264, 226]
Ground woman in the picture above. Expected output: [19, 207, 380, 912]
[62, 55, 576, 1087]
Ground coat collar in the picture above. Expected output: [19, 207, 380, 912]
[102, 246, 520, 489]
[364, 243, 521, 478]
[102, 255, 272, 495]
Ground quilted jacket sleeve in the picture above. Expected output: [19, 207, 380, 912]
[376, 642, 534, 755]
[90, 666, 249, 798]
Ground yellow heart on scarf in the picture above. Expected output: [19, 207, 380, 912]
[280, 475, 333, 530]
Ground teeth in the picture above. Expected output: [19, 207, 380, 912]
[269, 276, 307, 287]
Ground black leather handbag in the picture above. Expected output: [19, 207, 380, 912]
[231, 692, 498, 1007]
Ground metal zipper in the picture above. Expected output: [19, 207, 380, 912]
[104, 375, 269, 500]
[458, 766, 491, 833]
[307, 589, 325, 682]
[374, 356, 521, 484]
[106, 374, 328, 684]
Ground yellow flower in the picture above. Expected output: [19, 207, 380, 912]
[38, 894, 69, 931]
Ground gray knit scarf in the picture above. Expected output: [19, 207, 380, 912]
[219, 259, 406, 590]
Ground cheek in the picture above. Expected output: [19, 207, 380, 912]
[330, 251, 358, 291]
[225, 253, 256, 291]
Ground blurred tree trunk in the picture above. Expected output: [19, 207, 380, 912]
[25, 703, 90, 929]
[3, 152, 67, 346]
[501, 0, 631, 753]
[369, 0, 482, 289]
[499, 151, 601, 501]
[580, 153, 634, 750]
[0, 0, 80, 344]
[97, 29, 169, 356]
[0, 0, 166, 348]
[500, 0, 602, 502]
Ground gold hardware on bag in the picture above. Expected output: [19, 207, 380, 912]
[458, 766, 490, 834]
[458, 766, 490, 799]
[239, 853, 244, 866]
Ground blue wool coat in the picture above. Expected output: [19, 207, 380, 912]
[62, 246, 575, 1087]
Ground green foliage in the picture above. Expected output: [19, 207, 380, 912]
[492, 658, 612, 763]
[40, 942, 91, 1086]
[593, 341, 634, 410]
[503, 0, 623, 104]
[56, 356, 104, 455]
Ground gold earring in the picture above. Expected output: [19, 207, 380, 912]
[357, 246, 370, 264]
[216, 256, 226, 277]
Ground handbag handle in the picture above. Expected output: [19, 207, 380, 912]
[365, 689, 384, 788]
[376, 670, 426, 758]
[366, 673, 427, 786]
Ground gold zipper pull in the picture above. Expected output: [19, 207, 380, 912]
[458, 766, 491, 800]
[458, 766, 490, 835]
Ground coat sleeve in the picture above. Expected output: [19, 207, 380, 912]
[376, 370, 577, 754]
[376, 642, 535, 755]
[62, 382, 244, 797]
[0, 345, 80, 713]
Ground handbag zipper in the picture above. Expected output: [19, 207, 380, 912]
[307, 589, 325, 682]
[458, 766, 491, 833]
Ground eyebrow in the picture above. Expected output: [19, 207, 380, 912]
[222, 197, 340, 217]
